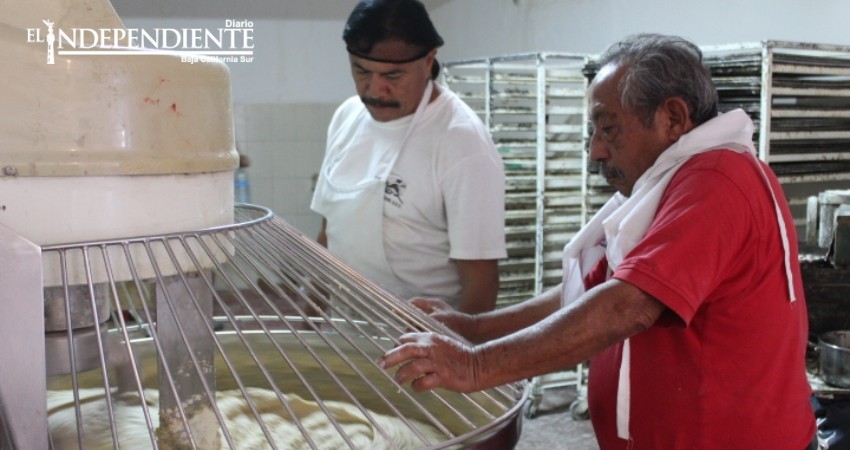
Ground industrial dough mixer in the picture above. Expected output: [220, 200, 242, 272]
[0, 1, 526, 448]
[1, 206, 524, 449]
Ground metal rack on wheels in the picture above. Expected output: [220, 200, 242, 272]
[443, 53, 606, 420]
[441, 39, 850, 425]
[701, 40, 850, 242]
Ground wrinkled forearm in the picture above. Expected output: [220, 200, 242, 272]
[464, 284, 564, 343]
[472, 279, 665, 389]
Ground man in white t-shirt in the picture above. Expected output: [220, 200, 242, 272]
[310, 0, 506, 313]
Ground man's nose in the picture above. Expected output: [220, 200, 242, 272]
[588, 133, 608, 162]
[364, 74, 389, 97]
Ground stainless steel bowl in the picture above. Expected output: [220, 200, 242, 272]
[819, 330, 850, 388]
[47, 324, 526, 449]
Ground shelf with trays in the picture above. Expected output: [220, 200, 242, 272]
[444, 53, 612, 307]
[704, 41, 850, 235]
[443, 41, 850, 420]
[580, 41, 850, 240]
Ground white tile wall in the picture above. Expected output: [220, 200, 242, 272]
[234, 102, 338, 238]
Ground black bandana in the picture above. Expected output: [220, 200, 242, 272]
[343, 0, 444, 62]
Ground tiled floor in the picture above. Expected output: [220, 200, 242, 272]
[515, 385, 599, 450]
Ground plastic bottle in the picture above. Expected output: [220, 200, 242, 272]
[234, 154, 251, 204]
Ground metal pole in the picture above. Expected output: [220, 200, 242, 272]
[534, 54, 547, 295]
[758, 41, 774, 162]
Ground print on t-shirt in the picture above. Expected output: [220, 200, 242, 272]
[385, 175, 406, 208]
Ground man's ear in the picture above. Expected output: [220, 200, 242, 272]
[660, 97, 693, 142]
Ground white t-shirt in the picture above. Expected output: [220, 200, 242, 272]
[311, 88, 507, 305]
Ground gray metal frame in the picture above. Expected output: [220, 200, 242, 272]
[444, 39, 850, 423]
[701, 40, 850, 237]
[443, 52, 596, 306]
[443, 53, 595, 420]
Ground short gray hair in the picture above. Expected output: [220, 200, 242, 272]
[597, 33, 719, 127]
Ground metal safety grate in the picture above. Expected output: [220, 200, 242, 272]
[4, 205, 525, 449]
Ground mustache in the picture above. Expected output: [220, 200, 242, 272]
[593, 161, 625, 181]
[361, 97, 401, 108]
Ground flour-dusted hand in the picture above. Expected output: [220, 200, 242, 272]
[378, 332, 481, 393]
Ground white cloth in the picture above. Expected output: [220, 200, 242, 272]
[312, 87, 506, 306]
[560, 109, 796, 440]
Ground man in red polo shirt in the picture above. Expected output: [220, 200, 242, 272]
[379, 33, 816, 449]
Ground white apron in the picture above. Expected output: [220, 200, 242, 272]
[312, 82, 434, 298]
